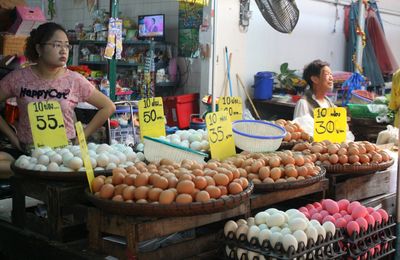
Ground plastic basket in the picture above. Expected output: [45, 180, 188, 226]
[232, 120, 286, 152]
[143, 136, 208, 164]
[347, 104, 379, 119]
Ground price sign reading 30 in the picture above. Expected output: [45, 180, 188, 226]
[138, 97, 166, 140]
[219, 96, 243, 122]
[313, 107, 347, 143]
[27, 101, 68, 148]
[206, 111, 236, 160]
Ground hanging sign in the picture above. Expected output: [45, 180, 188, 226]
[313, 107, 347, 143]
[219, 96, 243, 122]
[75, 121, 95, 193]
[138, 97, 166, 140]
[27, 101, 68, 149]
[206, 111, 236, 160]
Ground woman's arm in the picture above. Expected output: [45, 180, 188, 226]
[83, 89, 116, 139]
[0, 89, 22, 151]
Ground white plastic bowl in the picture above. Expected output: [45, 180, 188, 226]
[232, 120, 286, 152]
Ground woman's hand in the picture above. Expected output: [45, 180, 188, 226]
[8, 131, 23, 152]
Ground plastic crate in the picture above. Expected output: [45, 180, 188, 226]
[163, 93, 199, 129]
[347, 104, 379, 119]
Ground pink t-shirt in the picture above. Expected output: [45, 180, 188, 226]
[0, 67, 95, 145]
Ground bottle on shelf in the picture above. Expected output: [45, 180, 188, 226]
[100, 76, 110, 97]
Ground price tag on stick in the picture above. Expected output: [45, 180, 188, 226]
[75, 122, 95, 193]
[138, 97, 166, 140]
[206, 111, 236, 160]
[313, 107, 347, 143]
[219, 96, 243, 122]
[27, 101, 68, 148]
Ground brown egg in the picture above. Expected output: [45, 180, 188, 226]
[282, 156, 295, 166]
[204, 176, 216, 186]
[194, 176, 207, 190]
[176, 180, 195, 194]
[99, 183, 115, 199]
[379, 151, 390, 162]
[168, 188, 178, 196]
[240, 177, 249, 189]
[153, 176, 169, 190]
[135, 173, 149, 187]
[348, 147, 359, 156]
[148, 173, 160, 185]
[136, 199, 148, 204]
[372, 153, 383, 163]
[104, 176, 113, 184]
[206, 185, 221, 199]
[285, 167, 298, 178]
[218, 185, 228, 196]
[112, 172, 125, 186]
[112, 167, 127, 175]
[167, 176, 179, 188]
[159, 190, 175, 204]
[92, 177, 104, 193]
[112, 195, 124, 202]
[192, 168, 204, 176]
[359, 154, 370, 164]
[206, 162, 218, 170]
[179, 174, 193, 181]
[94, 192, 100, 197]
[283, 132, 292, 142]
[176, 193, 193, 204]
[114, 184, 128, 196]
[213, 173, 230, 186]
[327, 144, 339, 155]
[148, 187, 163, 201]
[228, 182, 243, 195]
[122, 186, 135, 201]
[348, 155, 360, 164]
[263, 177, 274, 184]
[195, 190, 211, 202]
[134, 186, 149, 200]
[329, 154, 339, 164]
[297, 166, 308, 177]
[124, 174, 136, 186]
[258, 166, 270, 180]
[339, 154, 348, 164]
[270, 167, 282, 181]
[291, 132, 301, 140]
[268, 157, 281, 168]
[97, 175, 106, 180]
[310, 145, 324, 154]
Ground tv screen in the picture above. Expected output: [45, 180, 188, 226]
[138, 14, 165, 40]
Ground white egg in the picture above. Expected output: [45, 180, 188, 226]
[305, 225, 318, 243]
[29, 157, 38, 165]
[247, 250, 260, 260]
[189, 133, 202, 142]
[202, 132, 208, 140]
[190, 141, 202, 151]
[180, 140, 190, 148]
[136, 152, 145, 161]
[72, 149, 81, 157]
[45, 150, 56, 158]
[37, 154, 50, 166]
[68, 157, 83, 170]
[282, 234, 298, 252]
[266, 213, 285, 228]
[126, 151, 136, 161]
[200, 140, 210, 151]
[27, 164, 35, 170]
[106, 163, 117, 170]
[125, 161, 134, 167]
[96, 143, 111, 154]
[224, 220, 238, 237]
[47, 162, 60, 172]
[197, 129, 205, 134]
[269, 232, 282, 248]
[281, 227, 292, 236]
[31, 148, 45, 159]
[236, 248, 247, 260]
[87, 143, 97, 151]
[235, 224, 249, 240]
[265, 208, 280, 215]
[288, 218, 308, 232]
[59, 148, 70, 155]
[90, 157, 97, 168]
[258, 224, 268, 230]
[270, 226, 282, 233]
[247, 217, 255, 227]
[136, 143, 144, 152]
[188, 129, 196, 134]
[78, 167, 86, 172]
[62, 152, 74, 165]
[258, 229, 272, 245]
[293, 230, 308, 247]
[115, 152, 127, 163]
[309, 219, 321, 227]
[322, 221, 336, 237]
[94, 167, 105, 171]
[16, 157, 30, 169]
[169, 134, 180, 142]
[159, 136, 168, 141]
[236, 219, 247, 226]
[255, 212, 269, 225]
[118, 164, 127, 169]
[180, 131, 190, 141]
[88, 150, 97, 158]
[59, 166, 73, 172]
[108, 154, 120, 165]
[34, 164, 47, 171]
[247, 226, 260, 243]
[170, 138, 182, 146]
[96, 154, 109, 168]
[286, 209, 301, 217]
[315, 224, 326, 240]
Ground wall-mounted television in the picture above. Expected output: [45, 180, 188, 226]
[138, 14, 165, 41]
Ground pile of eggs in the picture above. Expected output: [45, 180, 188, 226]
[274, 119, 311, 143]
[223, 208, 336, 259]
[157, 129, 209, 152]
[14, 143, 144, 172]
[222, 151, 321, 184]
[293, 141, 391, 166]
[92, 158, 249, 204]
[299, 199, 391, 258]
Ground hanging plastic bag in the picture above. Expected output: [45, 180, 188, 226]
[376, 125, 399, 145]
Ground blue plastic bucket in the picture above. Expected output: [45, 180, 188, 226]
[253, 71, 274, 100]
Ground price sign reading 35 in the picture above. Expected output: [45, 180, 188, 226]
[27, 101, 68, 148]
[138, 97, 166, 140]
[219, 96, 243, 122]
[313, 107, 347, 143]
[206, 111, 236, 160]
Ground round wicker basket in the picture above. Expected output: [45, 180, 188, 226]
[322, 159, 394, 175]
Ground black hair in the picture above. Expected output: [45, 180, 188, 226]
[303, 59, 330, 88]
[25, 22, 68, 62]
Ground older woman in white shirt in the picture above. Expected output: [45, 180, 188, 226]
[293, 60, 335, 119]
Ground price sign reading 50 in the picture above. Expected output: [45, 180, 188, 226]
[219, 96, 243, 122]
[206, 111, 236, 160]
[138, 97, 165, 140]
[313, 107, 347, 143]
[28, 101, 68, 149]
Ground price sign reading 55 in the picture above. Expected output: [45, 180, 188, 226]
[206, 111, 236, 160]
[27, 101, 68, 149]
[219, 96, 243, 122]
[138, 97, 165, 140]
[313, 107, 347, 143]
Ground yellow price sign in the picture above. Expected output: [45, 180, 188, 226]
[138, 97, 166, 140]
[206, 111, 236, 160]
[219, 96, 243, 122]
[313, 107, 347, 143]
[27, 101, 68, 149]
[75, 122, 95, 193]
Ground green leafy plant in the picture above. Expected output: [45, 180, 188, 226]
[277, 62, 298, 90]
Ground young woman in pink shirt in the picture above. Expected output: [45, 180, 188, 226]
[0, 22, 115, 153]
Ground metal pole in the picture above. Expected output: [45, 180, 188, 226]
[355, 0, 366, 73]
[108, 0, 119, 101]
[396, 124, 400, 258]
[211, 0, 217, 112]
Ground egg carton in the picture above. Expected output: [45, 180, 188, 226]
[340, 216, 396, 260]
[221, 229, 346, 260]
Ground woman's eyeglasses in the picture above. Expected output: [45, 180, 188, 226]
[41, 42, 73, 50]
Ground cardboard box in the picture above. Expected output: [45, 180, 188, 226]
[8, 6, 46, 35]
[0, 34, 27, 56]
